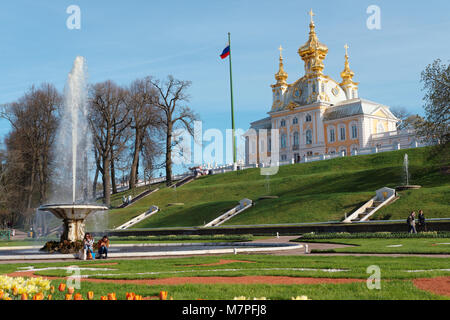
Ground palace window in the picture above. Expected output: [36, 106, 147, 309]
[280, 119, 286, 127]
[306, 130, 312, 145]
[377, 122, 384, 133]
[305, 114, 312, 122]
[329, 128, 335, 143]
[351, 125, 358, 139]
[281, 155, 287, 161]
[312, 83, 316, 93]
[321, 83, 325, 93]
[268, 138, 271, 152]
[340, 126, 346, 141]
[293, 117, 298, 124]
[293, 132, 299, 146]
[281, 134, 287, 148]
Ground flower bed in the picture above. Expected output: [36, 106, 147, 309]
[0, 275, 51, 300]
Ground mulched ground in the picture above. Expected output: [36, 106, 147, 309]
[181, 259, 255, 267]
[5, 270, 365, 285]
[413, 276, 450, 297]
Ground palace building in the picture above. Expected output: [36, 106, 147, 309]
[244, 10, 417, 166]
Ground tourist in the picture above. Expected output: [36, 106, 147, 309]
[83, 233, 95, 260]
[418, 210, 426, 232]
[122, 195, 126, 205]
[407, 211, 417, 234]
[97, 236, 110, 259]
[128, 195, 132, 204]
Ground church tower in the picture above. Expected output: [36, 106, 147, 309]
[298, 9, 329, 104]
[271, 46, 288, 110]
[340, 44, 359, 100]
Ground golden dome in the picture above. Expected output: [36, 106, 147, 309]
[275, 45, 288, 85]
[340, 44, 358, 86]
[298, 9, 328, 74]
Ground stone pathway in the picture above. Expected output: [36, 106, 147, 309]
[248, 236, 450, 258]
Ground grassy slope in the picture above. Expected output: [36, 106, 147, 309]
[106, 147, 449, 229]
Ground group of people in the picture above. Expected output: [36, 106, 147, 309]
[122, 195, 133, 205]
[82, 233, 109, 260]
[407, 210, 426, 233]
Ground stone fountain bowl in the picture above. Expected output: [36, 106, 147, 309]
[39, 204, 109, 220]
[38, 204, 109, 242]
[395, 185, 422, 191]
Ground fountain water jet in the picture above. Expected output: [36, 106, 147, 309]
[39, 56, 107, 242]
[396, 153, 421, 191]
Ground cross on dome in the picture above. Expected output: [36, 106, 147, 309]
[309, 9, 315, 24]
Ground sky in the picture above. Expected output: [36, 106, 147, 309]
[0, 0, 448, 173]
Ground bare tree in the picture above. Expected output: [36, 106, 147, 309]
[0, 84, 61, 206]
[150, 76, 198, 186]
[390, 106, 412, 130]
[89, 81, 130, 206]
[125, 77, 161, 189]
[419, 59, 449, 145]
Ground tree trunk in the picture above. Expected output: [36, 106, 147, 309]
[165, 122, 173, 186]
[92, 165, 99, 200]
[102, 156, 111, 207]
[27, 158, 37, 209]
[129, 130, 141, 190]
[111, 149, 117, 194]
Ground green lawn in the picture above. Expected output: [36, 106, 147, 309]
[1, 254, 449, 300]
[30, 281, 447, 300]
[300, 238, 450, 254]
[105, 147, 449, 229]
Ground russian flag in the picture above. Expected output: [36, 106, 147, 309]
[220, 44, 230, 59]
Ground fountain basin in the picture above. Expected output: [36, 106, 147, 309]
[395, 185, 422, 191]
[39, 204, 108, 242]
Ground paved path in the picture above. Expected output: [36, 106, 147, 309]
[2, 236, 450, 264]
[249, 236, 450, 258]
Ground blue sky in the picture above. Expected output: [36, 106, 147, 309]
[0, 0, 448, 171]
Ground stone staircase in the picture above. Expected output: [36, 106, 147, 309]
[115, 206, 159, 230]
[204, 199, 253, 227]
[351, 200, 384, 222]
[343, 187, 396, 223]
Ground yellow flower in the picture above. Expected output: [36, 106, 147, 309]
[291, 295, 310, 300]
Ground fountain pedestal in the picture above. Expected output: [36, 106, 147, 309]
[62, 219, 85, 242]
[39, 204, 108, 242]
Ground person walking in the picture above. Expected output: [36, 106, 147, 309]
[407, 211, 417, 234]
[418, 210, 426, 232]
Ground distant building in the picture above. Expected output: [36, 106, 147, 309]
[244, 11, 418, 165]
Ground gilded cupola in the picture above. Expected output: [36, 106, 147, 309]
[298, 9, 328, 76]
[274, 45, 288, 85]
[340, 44, 359, 99]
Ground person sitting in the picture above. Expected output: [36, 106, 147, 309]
[83, 233, 95, 260]
[97, 236, 110, 259]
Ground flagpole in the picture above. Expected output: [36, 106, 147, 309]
[228, 32, 237, 164]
